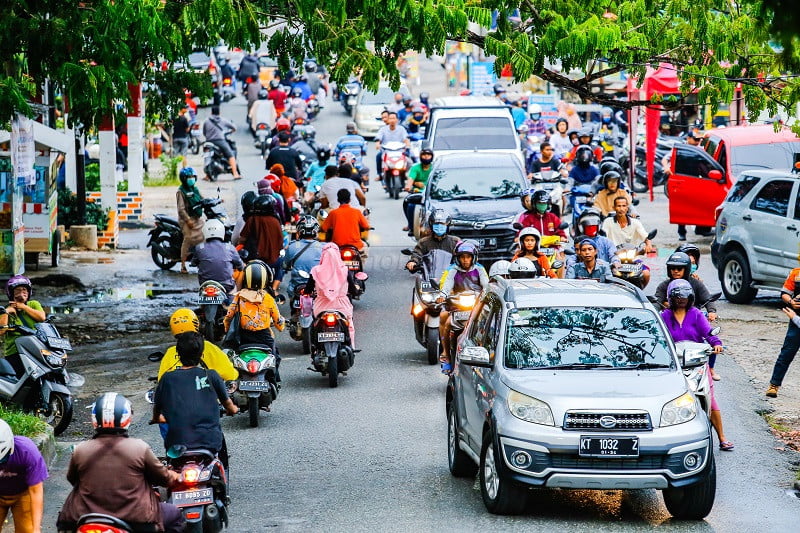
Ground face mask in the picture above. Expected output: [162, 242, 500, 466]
[420, 157, 433, 165]
[531, 114, 541, 120]
[432, 223, 447, 236]
[186, 178, 196, 186]
[603, 116, 611, 124]
[535, 202, 548, 214]
[690, 264, 698, 274]
[571, 139, 579, 146]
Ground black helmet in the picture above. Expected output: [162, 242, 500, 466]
[316, 144, 332, 161]
[555, 117, 569, 131]
[304, 60, 317, 72]
[253, 194, 276, 216]
[243, 260, 273, 290]
[493, 83, 506, 95]
[419, 92, 430, 103]
[532, 189, 550, 207]
[599, 159, 623, 176]
[576, 207, 604, 237]
[665, 252, 692, 279]
[602, 170, 622, 188]
[420, 148, 434, 164]
[428, 209, 451, 227]
[258, 88, 268, 99]
[675, 243, 701, 268]
[240, 191, 257, 217]
[297, 214, 320, 239]
[269, 79, 280, 89]
[575, 145, 593, 168]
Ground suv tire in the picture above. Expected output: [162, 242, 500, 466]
[447, 403, 478, 478]
[663, 454, 716, 519]
[719, 250, 758, 303]
[480, 430, 526, 515]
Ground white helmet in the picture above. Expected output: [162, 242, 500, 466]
[202, 219, 225, 241]
[509, 257, 538, 279]
[489, 260, 511, 279]
[518, 227, 541, 241]
[0, 419, 13, 461]
[529, 103, 542, 117]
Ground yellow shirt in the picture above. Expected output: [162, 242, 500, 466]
[157, 340, 239, 381]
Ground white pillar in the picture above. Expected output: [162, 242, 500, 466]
[127, 116, 144, 191]
[64, 124, 77, 191]
[98, 128, 117, 211]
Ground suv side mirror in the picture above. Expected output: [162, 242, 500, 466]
[708, 169, 724, 182]
[458, 346, 492, 367]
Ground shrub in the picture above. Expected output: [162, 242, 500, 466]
[0, 404, 48, 438]
[57, 188, 109, 231]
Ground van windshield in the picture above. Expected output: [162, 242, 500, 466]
[731, 142, 800, 177]
[432, 117, 517, 150]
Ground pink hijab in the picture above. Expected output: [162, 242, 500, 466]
[311, 243, 349, 298]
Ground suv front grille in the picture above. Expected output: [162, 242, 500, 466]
[550, 454, 663, 470]
[450, 227, 516, 254]
[563, 411, 652, 431]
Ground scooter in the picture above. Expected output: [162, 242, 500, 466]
[382, 141, 409, 200]
[287, 270, 315, 354]
[220, 77, 236, 102]
[443, 290, 479, 361]
[197, 281, 228, 342]
[253, 122, 271, 159]
[148, 197, 232, 270]
[403, 248, 452, 365]
[612, 229, 657, 289]
[531, 169, 569, 217]
[675, 326, 720, 414]
[73, 513, 135, 533]
[228, 345, 279, 428]
[340, 245, 368, 300]
[341, 81, 360, 115]
[569, 184, 595, 235]
[164, 446, 229, 533]
[202, 132, 237, 182]
[190, 122, 203, 155]
[0, 316, 79, 435]
[309, 310, 355, 388]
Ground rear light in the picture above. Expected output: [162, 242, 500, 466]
[223, 77, 232, 84]
[342, 250, 354, 259]
[203, 286, 219, 296]
[257, 124, 268, 130]
[182, 466, 201, 484]
[247, 360, 260, 374]
[78, 525, 129, 533]
[185, 511, 201, 520]
[324, 313, 337, 326]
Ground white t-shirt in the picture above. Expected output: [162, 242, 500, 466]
[602, 216, 649, 246]
[319, 177, 360, 208]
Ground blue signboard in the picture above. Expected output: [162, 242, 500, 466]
[468, 61, 497, 96]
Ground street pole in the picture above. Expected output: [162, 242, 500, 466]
[74, 133, 86, 225]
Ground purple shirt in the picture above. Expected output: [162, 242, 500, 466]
[0, 436, 49, 496]
[660, 308, 721, 346]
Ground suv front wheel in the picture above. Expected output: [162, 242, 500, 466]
[480, 430, 526, 515]
[720, 250, 758, 303]
[662, 454, 716, 519]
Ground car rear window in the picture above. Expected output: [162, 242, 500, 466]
[725, 175, 760, 203]
[432, 117, 517, 150]
[360, 87, 408, 105]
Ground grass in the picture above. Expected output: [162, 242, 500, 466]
[764, 414, 793, 434]
[144, 173, 181, 187]
[0, 404, 48, 437]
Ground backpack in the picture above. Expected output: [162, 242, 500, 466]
[238, 297, 270, 331]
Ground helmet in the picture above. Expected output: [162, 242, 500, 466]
[518, 227, 541, 246]
[170, 308, 200, 336]
[258, 88, 268, 99]
[297, 214, 320, 239]
[202, 219, 225, 241]
[488, 260, 511, 279]
[269, 79, 280, 89]
[338, 151, 355, 163]
[667, 279, 695, 309]
[419, 91, 429, 101]
[599, 159, 623, 176]
[529, 103, 542, 117]
[555, 117, 569, 131]
[575, 145, 593, 167]
[602, 170, 622, 188]
[454, 241, 478, 267]
[253, 194, 276, 216]
[578, 127, 594, 141]
[665, 252, 692, 279]
[602, 106, 613, 116]
[91, 392, 133, 431]
[517, 124, 529, 134]
[0, 419, 13, 462]
[240, 190, 257, 217]
[6, 275, 32, 300]
[243, 261, 273, 290]
[178, 167, 197, 185]
[346, 122, 357, 134]
[493, 83, 506, 95]
[419, 148, 434, 164]
[316, 144, 332, 161]
[402, 96, 413, 105]
[291, 87, 302, 97]
[675, 243, 701, 268]
[576, 207, 604, 237]
[276, 117, 291, 132]
[304, 60, 317, 72]
[532, 189, 550, 208]
[509, 257, 538, 279]
[519, 188, 536, 210]
[428, 209, 451, 227]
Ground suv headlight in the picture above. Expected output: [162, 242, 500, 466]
[660, 392, 697, 427]
[507, 390, 554, 426]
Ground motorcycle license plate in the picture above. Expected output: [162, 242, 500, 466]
[343, 260, 360, 269]
[198, 296, 225, 305]
[579, 436, 639, 458]
[47, 337, 72, 350]
[453, 311, 471, 321]
[170, 488, 213, 507]
[293, 299, 301, 308]
[285, 225, 297, 233]
[475, 238, 497, 250]
[238, 380, 271, 392]
[617, 263, 641, 273]
[318, 332, 345, 342]
[541, 248, 556, 256]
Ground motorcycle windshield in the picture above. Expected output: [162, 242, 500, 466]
[423, 249, 453, 282]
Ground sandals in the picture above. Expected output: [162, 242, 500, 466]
[719, 441, 735, 451]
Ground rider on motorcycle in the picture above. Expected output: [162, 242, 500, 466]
[224, 261, 286, 350]
[405, 210, 460, 273]
[593, 170, 635, 216]
[438, 241, 489, 374]
[191, 219, 243, 301]
[238, 195, 284, 291]
[57, 393, 185, 533]
[516, 189, 567, 239]
[654, 250, 718, 324]
[335, 122, 369, 164]
[305, 145, 333, 193]
[321, 189, 370, 254]
[402, 148, 434, 233]
[568, 207, 618, 266]
[283, 215, 325, 296]
[511, 227, 558, 278]
[0, 276, 46, 377]
[568, 145, 600, 186]
[305, 243, 357, 348]
[176, 167, 206, 274]
[202, 106, 240, 179]
[248, 87, 277, 136]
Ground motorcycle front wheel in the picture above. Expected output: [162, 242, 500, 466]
[44, 391, 74, 436]
[151, 239, 178, 270]
[426, 326, 439, 365]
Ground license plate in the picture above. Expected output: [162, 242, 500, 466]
[285, 225, 297, 233]
[475, 238, 497, 250]
[343, 260, 360, 268]
[238, 380, 271, 392]
[171, 488, 213, 507]
[617, 263, 641, 273]
[318, 332, 345, 342]
[47, 337, 72, 350]
[579, 436, 639, 458]
[540, 248, 556, 256]
[198, 296, 225, 305]
[453, 311, 471, 321]
[293, 300, 301, 308]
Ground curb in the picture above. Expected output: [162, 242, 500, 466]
[29, 425, 57, 469]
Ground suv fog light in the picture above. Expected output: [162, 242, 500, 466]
[683, 452, 701, 470]
[510, 450, 532, 469]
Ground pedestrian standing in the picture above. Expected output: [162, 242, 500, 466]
[766, 268, 800, 397]
[0, 419, 47, 533]
[172, 107, 191, 168]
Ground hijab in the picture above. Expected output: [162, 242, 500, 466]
[311, 243, 348, 297]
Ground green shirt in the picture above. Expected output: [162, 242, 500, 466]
[408, 164, 432, 192]
[4, 300, 43, 356]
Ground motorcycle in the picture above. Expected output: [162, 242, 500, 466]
[164, 445, 229, 533]
[148, 197, 232, 271]
[569, 183, 594, 236]
[197, 281, 228, 342]
[309, 310, 355, 388]
[220, 77, 236, 102]
[382, 141, 409, 200]
[341, 81, 360, 115]
[340, 244, 368, 300]
[443, 290, 479, 361]
[253, 122, 271, 159]
[0, 316, 79, 435]
[409, 132, 424, 162]
[612, 229, 657, 289]
[676, 340, 715, 414]
[287, 270, 315, 353]
[228, 345, 279, 427]
[202, 132, 237, 182]
[531, 169, 569, 217]
[190, 122, 203, 155]
[403, 248, 452, 365]
[306, 96, 320, 121]
[73, 513, 135, 533]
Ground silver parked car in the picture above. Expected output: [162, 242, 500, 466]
[446, 278, 716, 519]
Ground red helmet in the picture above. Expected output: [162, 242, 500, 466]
[276, 117, 291, 132]
[264, 173, 282, 191]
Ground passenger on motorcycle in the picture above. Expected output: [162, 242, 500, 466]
[257, 176, 287, 223]
[152, 332, 239, 469]
[566, 128, 604, 164]
[292, 75, 313, 101]
[176, 167, 206, 273]
[438, 242, 489, 373]
[304, 145, 332, 193]
[265, 133, 304, 183]
[516, 189, 567, 239]
[267, 78, 287, 114]
[335, 122, 368, 166]
[675, 243, 703, 280]
[202, 106, 240, 179]
[269, 117, 294, 150]
[565, 238, 614, 281]
[269, 163, 300, 207]
[288, 87, 308, 121]
[549, 118, 573, 160]
[224, 261, 285, 353]
[403, 106, 428, 134]
[283, 216, 325, 296]
[511, 227, 558, 278]
[527, 142, 567, 181]
[237, 194, 284, 292]
[568, 145, 600, 186]
[158, 308, 238, 382]
[321, 189, 370, 253]
[661, 280, 733, 451]
[593, 171, 634, 217]
[191, 219, 243, 300]
[0, 276, 45, 377]
[597, 107, 621, 156]
[305, 243, 357, 347]
[58, 393, 185, 533]
[568, 207, 618, 266]
[248, 88, 277, 136]
[523, 104, 549, 137]
[405, 210, 460, 272]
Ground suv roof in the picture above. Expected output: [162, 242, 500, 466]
[490, 278, 649, 309]
[432, 151, 524, 170]
[736, 169, 800, 181]
[430, 96, 507, 108]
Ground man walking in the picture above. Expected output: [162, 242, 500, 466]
[767, 267, 800, 397]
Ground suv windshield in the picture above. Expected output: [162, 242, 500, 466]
[428, 166, 524, 201]
[505, 307, 673, 369]
[360, 87, 407, 105]
[432, 117, 517, 150]
[730, 142, 800, 177]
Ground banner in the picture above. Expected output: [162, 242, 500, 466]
[11, 114, 36, 186]
[468, 61, 497, 96]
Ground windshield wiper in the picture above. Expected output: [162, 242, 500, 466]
[493, 193, 522, 199]
[437, 195, 492, 202]
[623, 362, 672, 370]
[544, 363, 616, 370]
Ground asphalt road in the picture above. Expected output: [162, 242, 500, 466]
[29, 75, 800, 531]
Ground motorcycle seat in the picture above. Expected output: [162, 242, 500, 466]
[154, 214, 180, 227]
[237, 344, 273, 353]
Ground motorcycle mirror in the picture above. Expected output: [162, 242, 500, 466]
[551, 260, 564, 270]
[144, 389, 155, 404]
[512, 222, 523, 230]
[148, 351, 164, 362]
[355, 272, 369, 281]
[275, 294, 287, 305]
[558, 222, 570, 230]
[646, 229, 658, 240]
[400, 248, 412, 256]
[709, 327, 721, 336]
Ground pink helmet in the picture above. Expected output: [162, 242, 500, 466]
[6, 275, 32, 300]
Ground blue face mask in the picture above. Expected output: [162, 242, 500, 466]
[690, 264, 698, 274]
[186, 178, 196, 187]
[432, 223, 447, 236]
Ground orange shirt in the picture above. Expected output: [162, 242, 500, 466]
[510, 251, 557, 278]
[782, 267, 800, 296]
[321, 204, 369, 250]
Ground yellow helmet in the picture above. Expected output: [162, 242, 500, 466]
[169, 308, 200, 336]
[243, 261, 273, 291]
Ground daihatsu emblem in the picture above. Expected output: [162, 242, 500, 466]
[472, 221, 486, 230]
[599, 416, 617, 428]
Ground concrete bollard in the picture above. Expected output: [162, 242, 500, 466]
[69, 225, 98, 250]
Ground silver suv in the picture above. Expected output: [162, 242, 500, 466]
[711, 169, 800, 303]
[446, 278, 715, 518]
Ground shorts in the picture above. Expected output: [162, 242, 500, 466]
[0, 490, 35, 533]
[209, 139, 235, 159]
[173, 137, 189, 156]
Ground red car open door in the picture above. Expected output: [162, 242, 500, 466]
[668, 144, 727, 227]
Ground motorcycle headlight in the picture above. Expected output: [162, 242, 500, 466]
[394, 161, 405, 170]
[420, 292, 436, 304]
[507, 390, 554, 426]
[660, 392, 697, 427]
[458, 293, 476, 308]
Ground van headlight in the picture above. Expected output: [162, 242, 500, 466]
[660, 392, 697, 427]
[507, 390, 554, 426]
